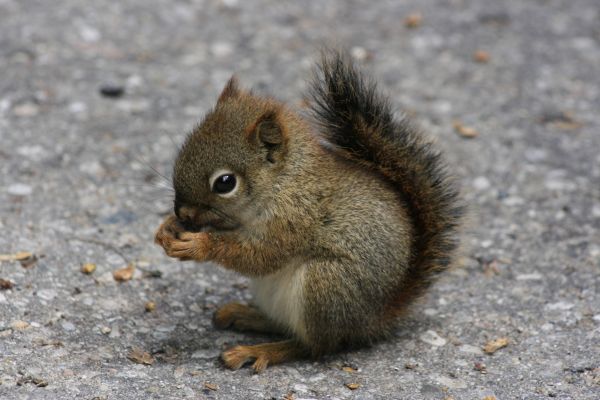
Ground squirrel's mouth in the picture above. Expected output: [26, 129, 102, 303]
[179, 219, 239, 232]
[177, 210, 239, 233]
[174, 203, 239, 232]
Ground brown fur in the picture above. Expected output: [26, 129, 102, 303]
[155, 51, 463, 370]
[213, 302, 283, 334]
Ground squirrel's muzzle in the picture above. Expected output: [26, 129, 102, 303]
[177, 205, 238, 232]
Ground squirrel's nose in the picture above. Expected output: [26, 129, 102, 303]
[175, 203, 210, 218]
[175, 204, 213, 231]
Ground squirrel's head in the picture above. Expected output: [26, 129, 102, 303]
[172, 76, 292, 232]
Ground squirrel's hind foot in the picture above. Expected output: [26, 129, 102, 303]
[221, 340, 306, 373]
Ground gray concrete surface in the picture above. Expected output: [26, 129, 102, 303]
[1, 0, 599, 399]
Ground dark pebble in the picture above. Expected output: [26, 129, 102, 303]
[539, 110, 574, 124]
[497, 190, 509, 200]
[99, 84, 125, 98]
[143, 270, 163, 279]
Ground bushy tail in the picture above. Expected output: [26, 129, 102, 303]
[309, 51, 464, 313]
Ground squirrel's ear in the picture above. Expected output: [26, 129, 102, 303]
[248, 110, 287, 163]
[217, 76, 240, 103]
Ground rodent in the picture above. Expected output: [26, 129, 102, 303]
[154, 50, 463, 372]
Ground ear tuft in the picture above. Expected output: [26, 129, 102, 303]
[218, 76, 240, 103]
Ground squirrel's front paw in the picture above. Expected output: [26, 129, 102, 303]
[154, 215, 181, 247]
[155, 216, 210, 261]
[163, 231, 210, 261]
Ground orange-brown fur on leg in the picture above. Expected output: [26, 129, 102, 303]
[221, 340, 307, 373]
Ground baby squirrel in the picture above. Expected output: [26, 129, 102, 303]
[155, 51, 463, 372]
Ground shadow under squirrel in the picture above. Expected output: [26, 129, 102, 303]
[155, 51, 464, 372]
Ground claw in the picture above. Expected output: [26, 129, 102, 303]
[221, 346, 252, 370]
[252, 356, 269, 373]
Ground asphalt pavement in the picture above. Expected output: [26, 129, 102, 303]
[1, 0, 599, 398]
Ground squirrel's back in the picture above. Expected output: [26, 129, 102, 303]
[310, 51, 464, 317]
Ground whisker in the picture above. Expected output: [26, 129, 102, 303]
[119, 184, 174, 193]
[133, 154, 171, 186]
[112, 181, 174, 190]
[210, 205, 233, 222]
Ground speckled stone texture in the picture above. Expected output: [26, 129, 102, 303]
[1, 0, 599, 399]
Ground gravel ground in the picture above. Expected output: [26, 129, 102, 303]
[1, 0, 599, 399]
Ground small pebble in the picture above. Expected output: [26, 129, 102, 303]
[473, 50, 491, 63]
[11, 320, 30, 330]
[145, 301, 156, 312]
[210, 41, 233, 58]
[350, 46, 370, 61]
[127, 347, 155, 365]
[545, 301, 574, 311]
[458, 344, 484, 355]
[13, 102, 39, 117]
[420, 330, 447, 346]
[220, 0, 239, 8]
[81, 263, 96, 274]
[483, 337, 509, 354]
[541, 323, 554, 332]
[17, 145, 45, 158]
[113, 263, 135, 282]
[293, 383, 308, 393]
[109, 324, 121, 338]
[454, 120, 479, 138]
[404, 12, 423, 28]
[0, 278, 14, 290]
[62, 369, 75, 377]
[99, 84, 125, 98]
[61, 321, 76, 331]
[36, 289, 57, 301]
[474, 362, 487, 373]
[516, 273, 543, 281]
[0, 251, 33, 261]
[7, 183, 33, 196]
[79, 25, 101, 42]
[126, 74, 143, 88]
[68, 102, 87, 113]
[473, 176, 491, 191]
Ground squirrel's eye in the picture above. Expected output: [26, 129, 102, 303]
[212, 174, 237, 195]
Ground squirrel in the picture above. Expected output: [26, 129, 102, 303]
[154, 50, 463, 373]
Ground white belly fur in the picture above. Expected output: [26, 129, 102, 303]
[250, 260, 307, 342]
